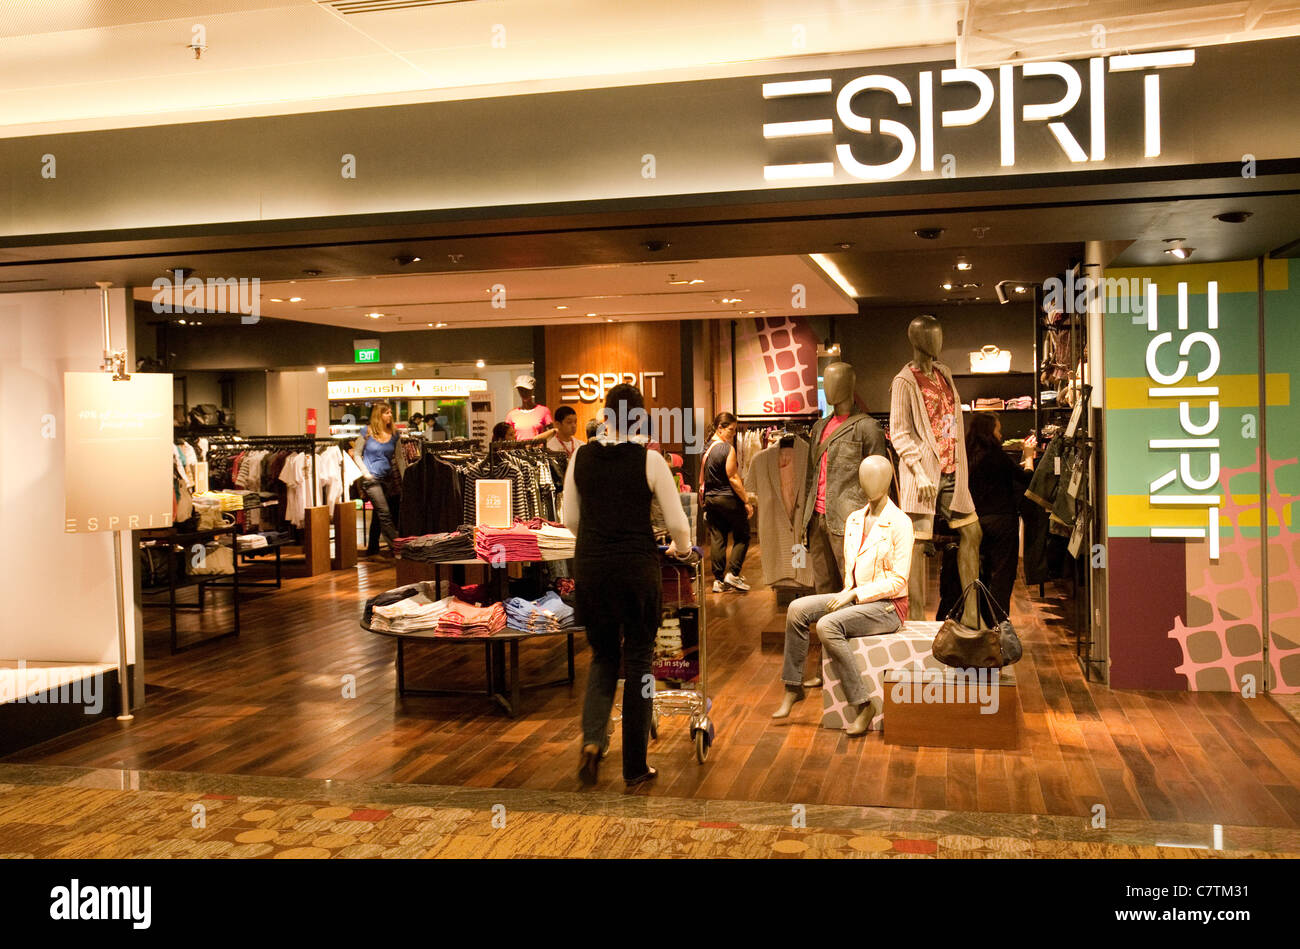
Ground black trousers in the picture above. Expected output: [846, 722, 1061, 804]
[575, 557, 661, 780]
[704, 495, 750, 582]
[808, 512, 844, 594]
[979, 513, 1020, 620]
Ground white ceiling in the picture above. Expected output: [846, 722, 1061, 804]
[8, 2, 1298, 135]
[134, 254, 858, 330]
[0, 0, 960, 135]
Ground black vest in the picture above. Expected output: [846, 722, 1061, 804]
[572, 441, 656, 565]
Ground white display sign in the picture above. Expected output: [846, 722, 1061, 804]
[558, 371, 664, 403]
[327, 378, 488, 400]
[64, 372, 173, 533]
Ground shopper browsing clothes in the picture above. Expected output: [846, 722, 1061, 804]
[505, 374, 554, 442]
[563, 383, 692, 789]
[545, 405, 584, 459]
[772, 456, 912, 736]
[355, 401, 402, 556]
[965, 412, 1035, 619]
[491, 420, 515, 444]
[701, 412, 753, 593]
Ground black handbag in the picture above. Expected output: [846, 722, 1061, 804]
[931, 580, 1023, 668]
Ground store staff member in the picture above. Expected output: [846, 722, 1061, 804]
[505, 375, 555, 442]
[546, 406, 584, 458]
[563, 383, 691, 789]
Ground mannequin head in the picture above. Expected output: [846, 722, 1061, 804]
[907, 315, 943, 360]
[823, 362, 856, 411]
[858, 455, 893, 503]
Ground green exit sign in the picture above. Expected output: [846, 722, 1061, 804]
[353, 339, 380, 364]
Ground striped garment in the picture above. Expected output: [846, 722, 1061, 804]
[889, 361, 975, 517]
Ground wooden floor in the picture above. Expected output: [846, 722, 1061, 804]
[9, 545, 1300, 827]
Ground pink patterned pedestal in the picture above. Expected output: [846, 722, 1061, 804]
[820, 622, 943, 731]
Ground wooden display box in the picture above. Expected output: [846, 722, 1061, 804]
[882, 665, 1020, 749]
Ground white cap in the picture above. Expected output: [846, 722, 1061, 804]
[514, 374, 535, 390]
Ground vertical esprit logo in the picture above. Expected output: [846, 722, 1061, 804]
[49, 880, 151, 930]
[151, 268, 260, 324]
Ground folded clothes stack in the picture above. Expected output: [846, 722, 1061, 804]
[258, 529, 294, 544]
[393, 527, 475, 562]
[974, 397, 1005, 410]
[504, 591, 576, 633]
[436, 599, 506, 637]
[236, 534, 268, 551]
[475, 523, 541, 562]
[1005, 395, 1034, 410]
[535, 524, 576, 558]
[369, 586, 454, 633]
[193, 491, 246, 512]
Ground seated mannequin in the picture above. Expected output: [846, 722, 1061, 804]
[773, 456, 914, 736]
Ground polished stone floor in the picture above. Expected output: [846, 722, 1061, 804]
[0, 763, 1295, 859]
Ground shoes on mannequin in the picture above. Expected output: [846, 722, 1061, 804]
[771, 685, 805, 719]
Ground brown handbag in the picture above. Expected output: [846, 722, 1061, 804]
[930, 580, 1006, 669]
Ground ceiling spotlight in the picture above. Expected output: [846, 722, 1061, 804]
[586, 312, 597, 317]
[1213, 210, 1252, 224]
[435, 322, 447, 328]
[178, 319, 187, 325]
[555, 305, 568, 310]
[316, 366, 326, 374]
[941, 282, 954, 291]
[720, 297, 743, 304]
[269, 298, 284, 303]
[1014, 285, 1027, 293]
[394, 363, 404, 371]
[1165, 247, 1195, 260]
[427, 323, 434, 328]
[288, 296, 303, 303]
[302, 269, 322, 277]
[367, 312, 383, 319]
[954, 257, 972, 271]
[605, 318, 617, 323]
[961, 282, 981, 289]
[836, 242, 855, 250]
[475, 359, 485, 368]
[392, 255, 421, 266]
[914, 228, 944, 240]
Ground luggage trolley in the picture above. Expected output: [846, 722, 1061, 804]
[610, 552, 715, 764]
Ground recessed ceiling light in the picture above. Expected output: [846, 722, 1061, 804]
[954, 257, 972, 271]
[302, 269, 321, 277]
[316, 366, 326, 374]
[427, 323, 434, 327]
[475, 359, 485, 368]
[288, 296, 303, 303]
[178, 319, 186, 325]
[269, 298, 284, 303]
[914, 228, 944, 240]
[395, 363, 404, 371]
[555, 305, 567, 310]
[1165, 247, 1195, 260]
[367, 312, 383, 319]
[586, 312, 597, 317]
[435, 322, 447, 328]
[1213, 210, 1252, 224]
[941, 282, 954, 291]
[836, 242, 854, 250]
[605, 318, 617, 323]
[1014, 285, 1027, 294]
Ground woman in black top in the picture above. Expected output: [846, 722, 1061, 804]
[701, 412, 754, 593]
[562, 384, 692, 789]
[965, 412, 1034, 618]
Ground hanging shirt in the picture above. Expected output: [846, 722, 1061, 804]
[910, 366, 957, 474]
[814, 414, 849, 514]
[507, 405, 553, 441]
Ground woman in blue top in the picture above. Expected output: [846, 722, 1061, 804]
[359, 402, 400, 555]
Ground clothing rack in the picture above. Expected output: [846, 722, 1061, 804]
[205, 434, 320, 503]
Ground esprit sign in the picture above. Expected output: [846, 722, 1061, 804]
[1145, 281, 1221, 560]
[763, 50, 1193, 181]
[558, 371, 665, 403]
[327, 379, 488, 400]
